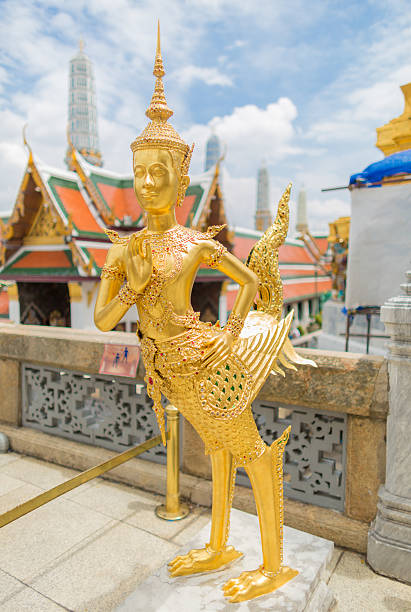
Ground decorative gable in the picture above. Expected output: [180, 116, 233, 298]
[25, 202, 70, 245]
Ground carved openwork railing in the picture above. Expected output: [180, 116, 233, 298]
[21, 363, 346, 511]
[238, 400, 346, 511]
[22, 364, 167, 464]
[0, 324, 388, 552]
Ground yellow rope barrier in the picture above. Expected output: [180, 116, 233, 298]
[0, 434, 162, 529]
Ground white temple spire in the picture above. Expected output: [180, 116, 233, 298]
[205, 131, 221, 171]
[296, 185, 309, 233]
[66, 41, 103, 168]
[255, 160, 271, 231]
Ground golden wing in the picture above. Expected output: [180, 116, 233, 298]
[235, 311, 316, 403]
[246, 183, 291, 320]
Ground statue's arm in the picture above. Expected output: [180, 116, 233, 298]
[217, 251, 258, 319]
[201, 242, 258, 369]
[94, 245, 131, 332]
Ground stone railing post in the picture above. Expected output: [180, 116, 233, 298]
[367, 268, 411, 582]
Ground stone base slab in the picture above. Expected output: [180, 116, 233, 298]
[117, 508, 335, 611]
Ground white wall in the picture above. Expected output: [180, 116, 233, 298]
[71, 281, 137, 331]
[346, 183, 411, 309]
[8, 297, 19, 323]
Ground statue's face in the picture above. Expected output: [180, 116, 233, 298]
[133, 148, 182, 214]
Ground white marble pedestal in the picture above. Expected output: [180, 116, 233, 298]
[117, 508, 335, 611]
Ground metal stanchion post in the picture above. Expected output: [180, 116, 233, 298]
[156, 404, 189, 521]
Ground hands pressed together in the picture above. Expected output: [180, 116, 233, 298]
[126, 235, 153, 295]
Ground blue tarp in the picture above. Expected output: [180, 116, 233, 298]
[349, 148, 411, 185]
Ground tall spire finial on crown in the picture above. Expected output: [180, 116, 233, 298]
[145, 20, 173, 122]
[153, 20, 164, 78]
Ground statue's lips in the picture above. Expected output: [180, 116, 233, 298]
[141, 191, 159, 200]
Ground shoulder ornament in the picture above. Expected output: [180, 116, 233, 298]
[204, 241, 227, 268]
[104, 228, 132, 245]
[203, 224, 226, 239]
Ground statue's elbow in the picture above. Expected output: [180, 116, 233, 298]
[94, 311, 110, 332]
[247, 269, 259, 291]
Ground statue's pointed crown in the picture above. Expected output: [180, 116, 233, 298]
[131, 22, 190, 158]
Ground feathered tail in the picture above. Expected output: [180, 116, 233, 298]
[247, 183, 291, 320]
[246, 183, 316, 372]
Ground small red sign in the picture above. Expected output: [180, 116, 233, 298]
[99, 344, 140, 378]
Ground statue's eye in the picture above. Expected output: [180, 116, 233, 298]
[151, 165, 166, 177]
[134, 166, 145, 179]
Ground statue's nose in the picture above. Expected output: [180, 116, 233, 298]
[144, 172, 155, 187]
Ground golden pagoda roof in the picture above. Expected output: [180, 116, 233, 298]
[376, 83, 411, 156]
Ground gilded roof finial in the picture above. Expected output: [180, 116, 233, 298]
[79, 39, 84, 53]
[22, 123, 33, 164]
[145, 20, 173, 122]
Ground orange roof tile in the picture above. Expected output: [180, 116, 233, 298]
[87, 247, 110, 268]
[313, 237, 329, 254]
[279, 244, 313, 264]
[176, 195, 197, 226]
[283, 278, 332, 300]
[54, 185, 102, 233]
[280, 268, 326, 277]
[232, 235, 256, 260]
[0, 291, 9, 315]
[13, 250, 72, 269]
[96, 183, 141, 222]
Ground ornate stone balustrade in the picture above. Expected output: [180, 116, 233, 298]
[0, 322, 388, 552]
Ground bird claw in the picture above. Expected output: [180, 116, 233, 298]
[168, 545, 243, 577]
[222, 566, 298, 603]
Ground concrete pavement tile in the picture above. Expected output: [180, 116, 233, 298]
[0, 472, 28, 495]
[170, 508, 211, 546]
[30, 519, 180, 612]
[0, 482, 44, 513]
[125, 501, 209, 542]
[0, 497, 111, 581]
[326, 546, 343, 581]
[329, 551, 411, 611]
[0, 568, 25, 603]
[0, 455, 80, 489]
[2, 586, 66, 611]
[0, 451, 21, 468]
[69, 478, 158, 520]
[72, 479, 206, 541]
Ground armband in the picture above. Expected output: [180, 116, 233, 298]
[101, 264, 125, 282]
[118, 283, 140, 306]
[204, 242, 227, 269]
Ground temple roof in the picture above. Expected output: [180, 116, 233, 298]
[376, 83, 411, 156]
[0, 145, 330, 306]
[230, 226, 331, 306]
[0, 148, 226, 280]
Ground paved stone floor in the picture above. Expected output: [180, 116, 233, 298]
[0, 451, 410, 611]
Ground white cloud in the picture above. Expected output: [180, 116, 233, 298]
[1, 0, 410, 240]
[174, 65, 233, 87]
[184, 98, 299, 177]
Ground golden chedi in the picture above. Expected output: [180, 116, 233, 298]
[95, 23, 315, 603]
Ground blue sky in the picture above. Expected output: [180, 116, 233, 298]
[1, 0, 411, 233]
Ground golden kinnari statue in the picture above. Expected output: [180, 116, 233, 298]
[95, 23, 315, 603]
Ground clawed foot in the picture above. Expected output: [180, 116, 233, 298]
[223, 565, 298, 603]
[168, 545, 243, 577]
